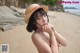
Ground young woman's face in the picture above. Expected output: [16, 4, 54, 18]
[36, 12, 48, 26]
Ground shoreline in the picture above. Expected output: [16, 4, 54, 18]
[65, 11, 80, 17]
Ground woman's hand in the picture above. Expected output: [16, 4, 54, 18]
[42, 23, 54, 35]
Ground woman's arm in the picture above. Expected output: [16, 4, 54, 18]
[54, 30, 67, 47]
[42, 23, 59, 53]
[49, 23, 67, 47]
[50, 32, 59, 53]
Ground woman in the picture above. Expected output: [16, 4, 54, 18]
[25, 4, 67, 53]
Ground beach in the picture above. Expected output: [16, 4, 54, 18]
[0, 11, 80, 53]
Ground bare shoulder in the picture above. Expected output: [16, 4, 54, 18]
[31, 32, 42, 43]
[31, 32, 40, 40]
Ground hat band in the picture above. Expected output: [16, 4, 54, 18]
[32, 6, 40, 11]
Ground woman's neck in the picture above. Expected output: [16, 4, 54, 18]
[36, 25, 44, 32]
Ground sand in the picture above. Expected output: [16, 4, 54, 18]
[0, 11, 80, 53]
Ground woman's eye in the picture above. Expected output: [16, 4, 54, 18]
[44, 14, 47, 17]
[37, 17, 41, 20]
[37, 15, 42, 19]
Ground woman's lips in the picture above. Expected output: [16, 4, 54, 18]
[43, 23, 48, 26]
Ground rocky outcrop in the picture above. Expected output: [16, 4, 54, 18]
[0, 0, 25, 8]
[0, 6, 25, 31]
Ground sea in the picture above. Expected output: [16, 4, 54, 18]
[62, 0, 80, 16]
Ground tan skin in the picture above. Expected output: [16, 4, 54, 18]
[31, 12, 67, 53]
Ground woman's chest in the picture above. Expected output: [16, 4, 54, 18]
[40, 32, 50, 45]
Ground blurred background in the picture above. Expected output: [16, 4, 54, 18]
[0, 0, 64, 11]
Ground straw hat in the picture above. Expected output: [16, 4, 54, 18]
[25, 4, 48, 23]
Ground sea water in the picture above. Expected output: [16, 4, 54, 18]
[62, 0, 80, 16]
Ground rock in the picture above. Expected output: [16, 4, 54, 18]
[10, 6, 26, 14]
[0, 6, 25, 31]
[0, 23, 14, 31]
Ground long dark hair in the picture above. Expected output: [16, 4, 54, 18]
[26, 8, 49, 32]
